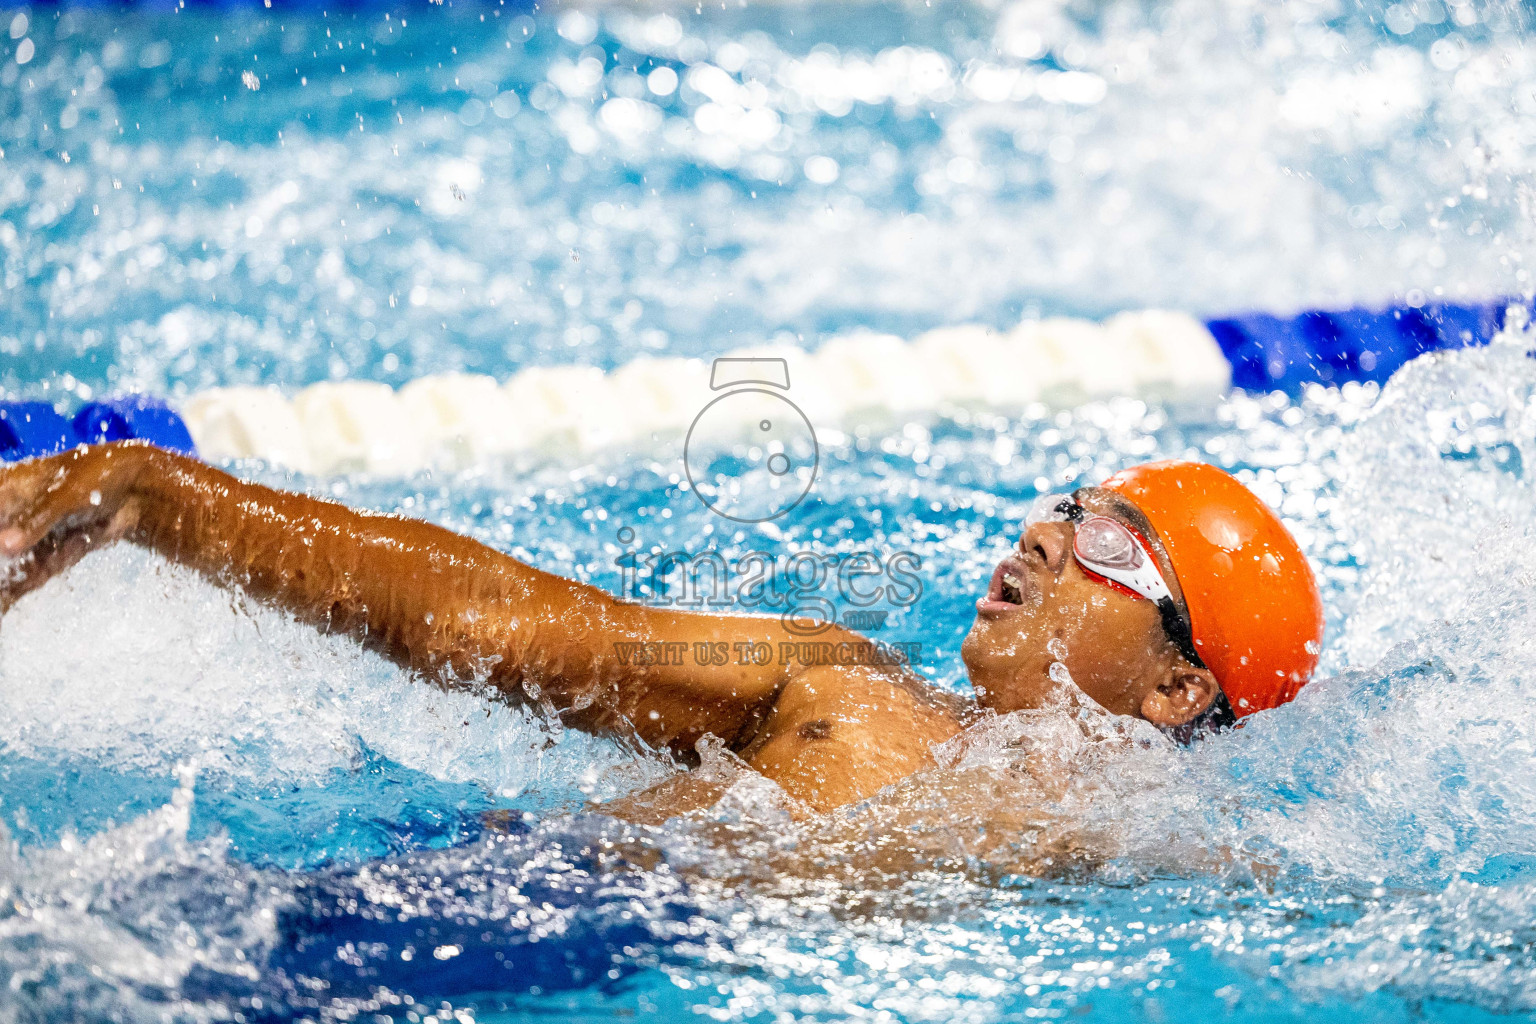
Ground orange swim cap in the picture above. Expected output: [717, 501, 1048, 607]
[1101, 460, 1324, 718]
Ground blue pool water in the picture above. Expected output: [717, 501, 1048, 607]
[5, 1, 1536, 1021]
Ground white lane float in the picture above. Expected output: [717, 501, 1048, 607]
[174, 309, 1228, 476]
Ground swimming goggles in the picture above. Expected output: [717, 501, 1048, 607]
[1053, 499, 1204, 667]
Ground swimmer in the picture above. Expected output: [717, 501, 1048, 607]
[0, 443, 1322, 819]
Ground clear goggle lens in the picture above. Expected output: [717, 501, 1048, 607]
[1073, 516, 1145, 571]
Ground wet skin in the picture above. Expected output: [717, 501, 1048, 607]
[0, 443, 1219, 815]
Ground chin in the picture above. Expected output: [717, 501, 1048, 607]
[962, 629, 1053, 714]
[959, 630, 997, 704]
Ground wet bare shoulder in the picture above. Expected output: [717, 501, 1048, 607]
[737, 665, 972, 812]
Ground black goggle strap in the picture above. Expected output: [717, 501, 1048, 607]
[1155, 598, 1234, 742]
[1157, 596, 1205, 669]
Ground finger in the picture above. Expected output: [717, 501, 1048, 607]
[0, 458, 56, 555]
[0, 504, 135, 613]
[1, 482, 103, 557]
[3, 496, 108, 557]
[0, 526, 25, 558]
[0, 448, 114, 556]
[0, 527, 92, 613]
[0, 456, 58, 525]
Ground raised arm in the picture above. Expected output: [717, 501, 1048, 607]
[0, 443, 846, 755]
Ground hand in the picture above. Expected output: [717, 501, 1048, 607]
[0, 442, 152, 612]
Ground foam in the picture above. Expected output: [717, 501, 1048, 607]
[0, 545, 639, 800]
[0, 772, 279, 1024]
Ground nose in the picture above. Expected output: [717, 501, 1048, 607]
[1020, 521, 1073, 575]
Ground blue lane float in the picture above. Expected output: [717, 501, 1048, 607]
[72, 395, 199, 455]
[28, 0, 540, 9]
[1204, 300, 1509, 392]
[0, 395, 197, 463]
[0, 402, 76, 462]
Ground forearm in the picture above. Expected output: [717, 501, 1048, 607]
[124, 446, 617, 686]
[125, 448, 815, 749]
[2, 443, 852, 754]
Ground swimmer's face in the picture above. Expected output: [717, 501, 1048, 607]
[961, 487, 1221, 727]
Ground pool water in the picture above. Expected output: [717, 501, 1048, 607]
[4, 0, 1536, 1021]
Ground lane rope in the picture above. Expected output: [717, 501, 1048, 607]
[0, 301, 1513, 476]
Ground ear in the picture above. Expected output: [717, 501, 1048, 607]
[1139, 662, 1220, 728]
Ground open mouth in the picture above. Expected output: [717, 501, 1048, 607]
[1000, 569, 1024, 604]
[976, 554, 1031, 615]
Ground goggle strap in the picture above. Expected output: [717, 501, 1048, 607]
[1158, 596, 1206, 669]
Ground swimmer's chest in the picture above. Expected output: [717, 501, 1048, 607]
[740, 666, 968, 813]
